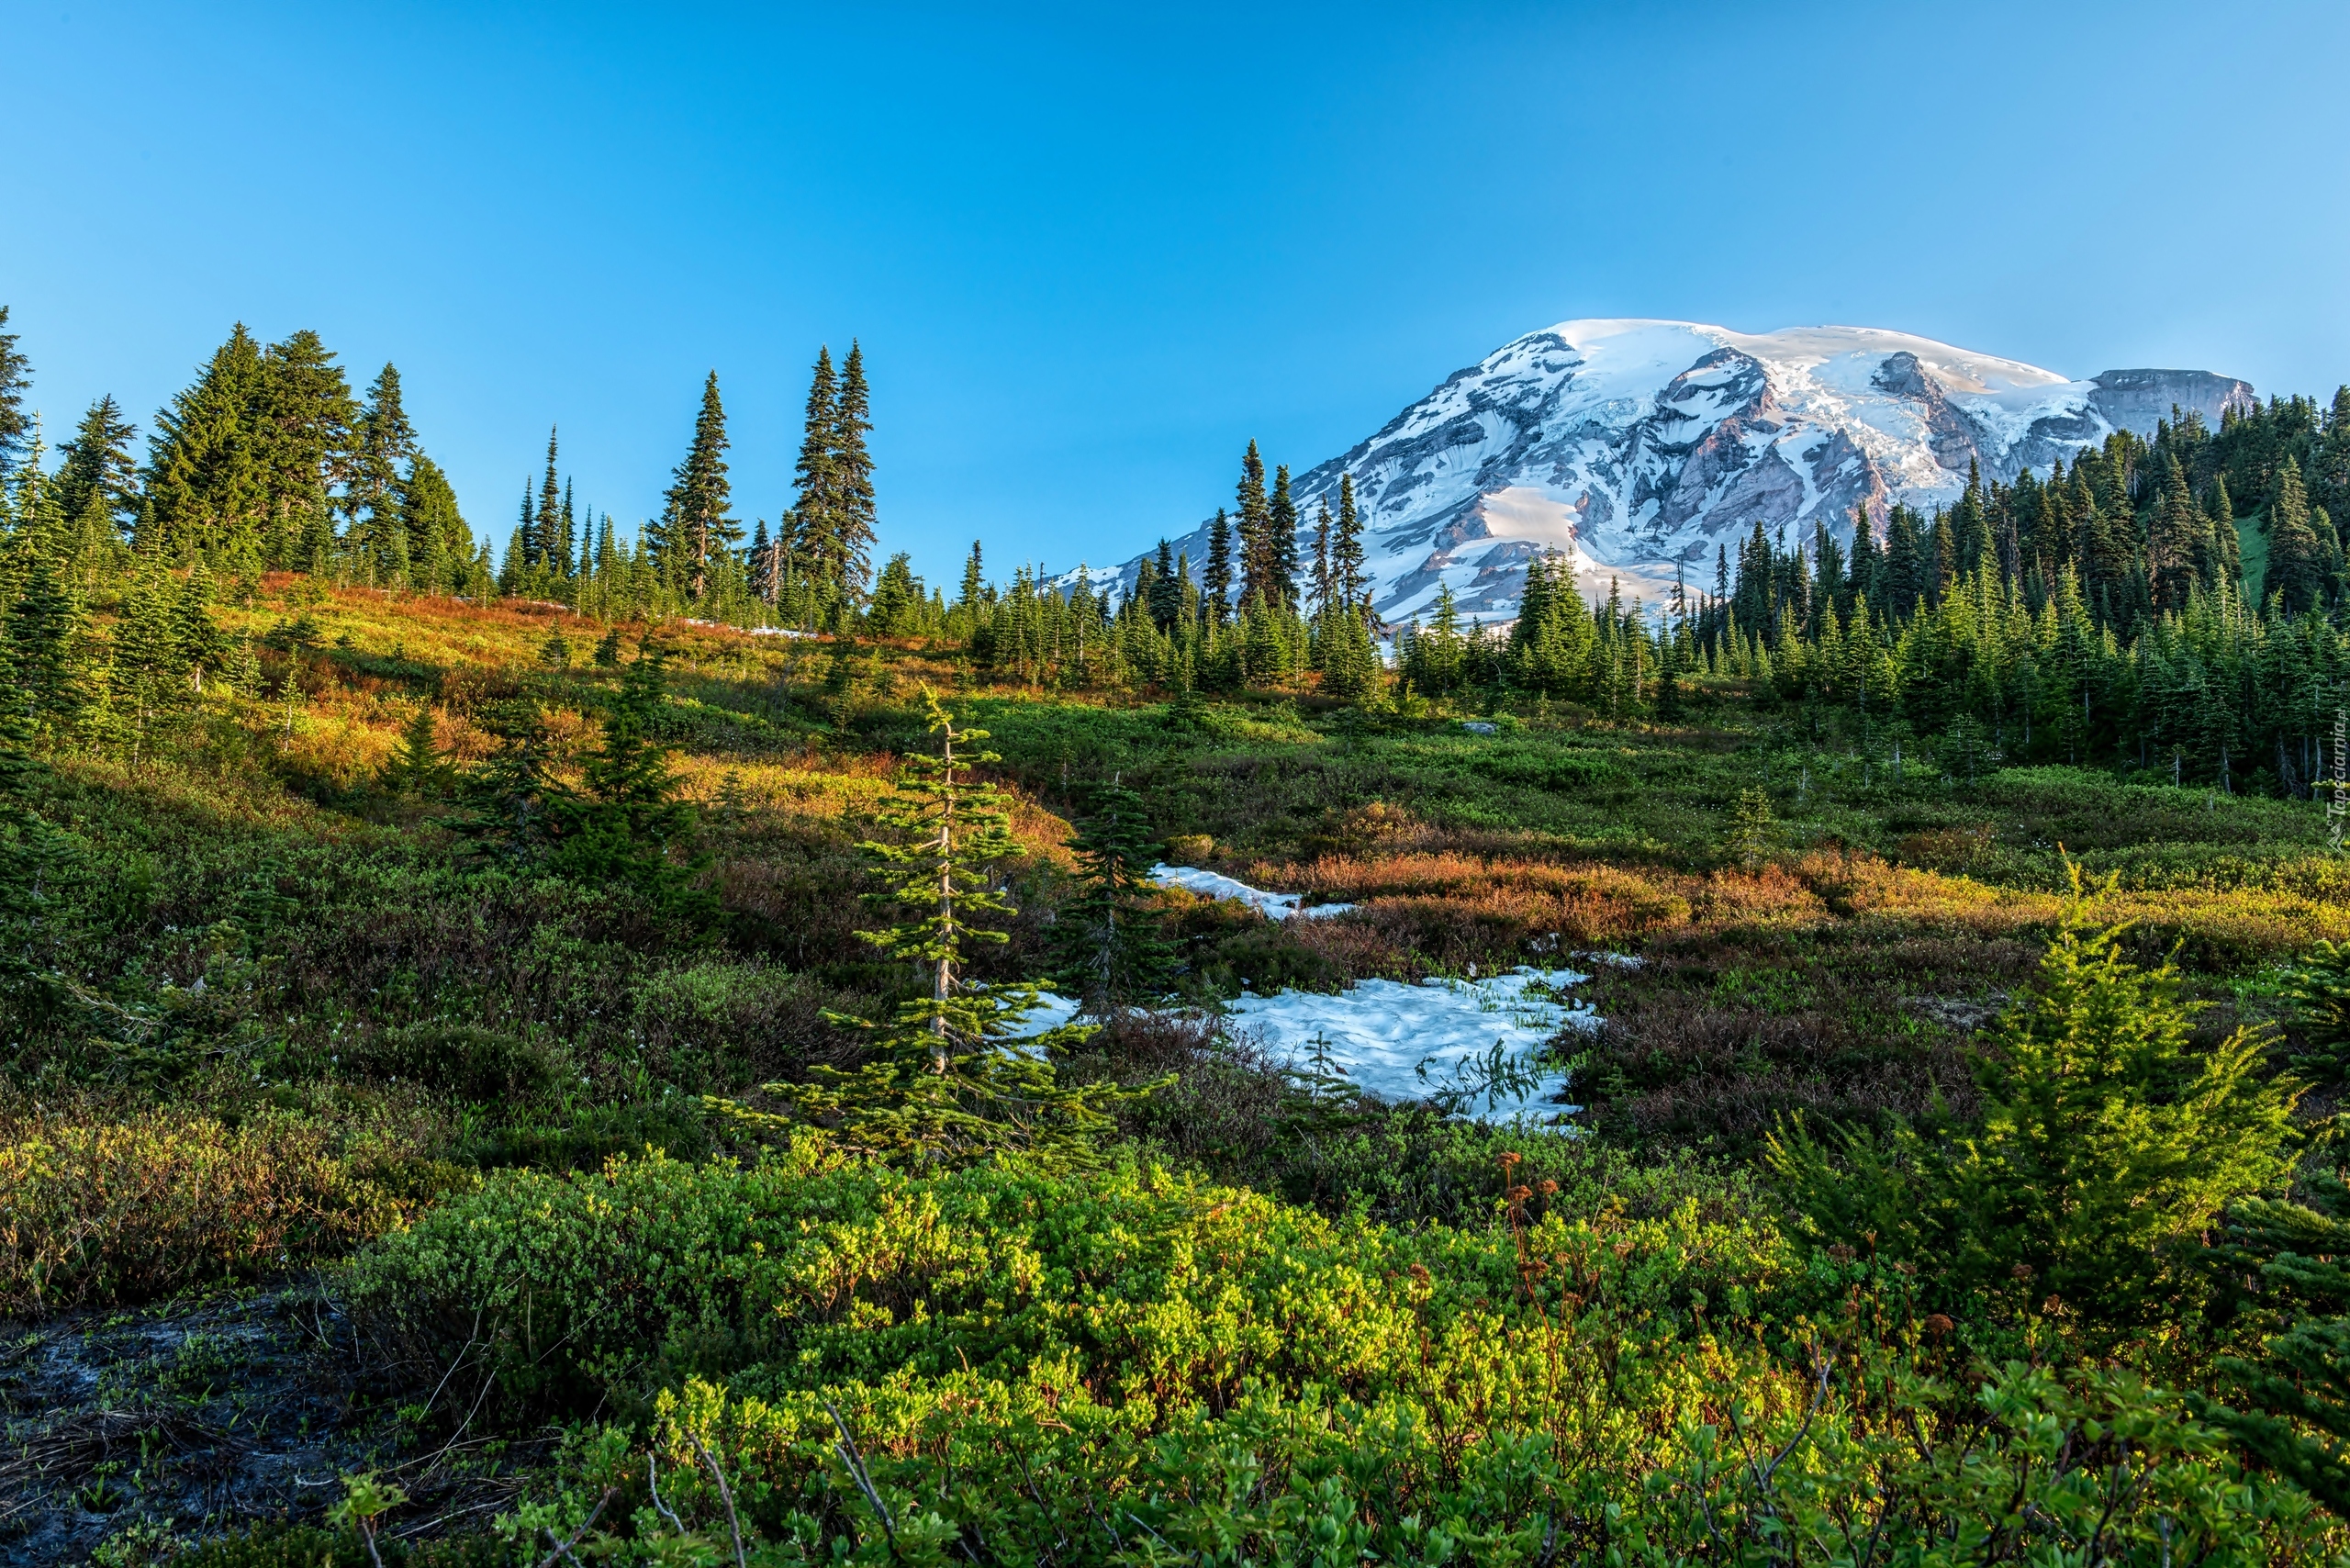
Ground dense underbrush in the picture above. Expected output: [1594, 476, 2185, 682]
[9, 584, 2350, 1563]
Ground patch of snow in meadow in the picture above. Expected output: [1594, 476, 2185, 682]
[1229, 968, 1595, 1122]
[1150, 863, 1354, 920]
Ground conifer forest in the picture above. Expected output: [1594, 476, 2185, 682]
[19, 288, 2350, 1568]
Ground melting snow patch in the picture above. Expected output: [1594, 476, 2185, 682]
[1228, 969, 1595, 1123]
[1002, 989, 1084, 1039]
[1150, 863, 1354, 921]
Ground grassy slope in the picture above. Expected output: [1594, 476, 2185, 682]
[9, 580, 2349, 1558]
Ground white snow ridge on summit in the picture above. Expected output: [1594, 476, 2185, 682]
[1087, 319, 2254, 628]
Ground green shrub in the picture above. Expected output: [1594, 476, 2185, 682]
[1, 1110, 410, 1314]
[348, 1140, 1786, 1422]
[348, 1020, 569, 1102]
[1770, 898, 2301, 1328]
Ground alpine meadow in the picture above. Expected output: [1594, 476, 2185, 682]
[16, 176, 2350, 1568]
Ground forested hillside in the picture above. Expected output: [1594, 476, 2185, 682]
[10, 301, 2350, 1564]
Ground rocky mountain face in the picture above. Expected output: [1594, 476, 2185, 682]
[1085, 319, 2253, 625]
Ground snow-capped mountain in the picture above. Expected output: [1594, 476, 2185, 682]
[1079, 319, 2253, 625]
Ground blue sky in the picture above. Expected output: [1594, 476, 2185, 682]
[7, 1, 2349, 582]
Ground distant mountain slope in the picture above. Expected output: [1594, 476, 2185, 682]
[1083, 319, 2252, 624]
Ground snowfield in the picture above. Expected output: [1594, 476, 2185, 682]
[1149, 862, 1355, 920]
[1227, 968, 1594, 1122]
[1071, 318, 2254, 632]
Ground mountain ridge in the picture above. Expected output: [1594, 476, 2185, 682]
[1074, 319, 2253, 625]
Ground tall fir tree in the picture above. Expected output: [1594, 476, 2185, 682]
[53, 395, 139, 538]
[1203, 507, 1234, 623]
[0, 305, 29, 478]
[789, 346, 842, 584]
[533, 427, 563, 570]
[833, 340, 878, 597]
[658, 372, 738, 598]
[401, 454, 466, 594]
[349, 364, 417, 582]
[1333, 472, 1367, 614]
[1268, 463, 1300, 608]
[958, 541, 985, 610]
[2266, 456, 2330, 614]
[1235, 441, 1272, 607]
[1309, 495, 1333, 616]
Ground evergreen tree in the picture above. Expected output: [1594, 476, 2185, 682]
[349, 364, 417, 582]
[6, 557, 87, 740]
[833, 340, 878, 597]
[2149, 456, 2207, 612]
[869, 552, 922, 637]
[0, 305, 29, 478]
[458, 698, 562, 861]
[1771, 882, 2299, 1324]
[1334, 472, 1367, 613]
[769, 691, 1119, 1166]
[1268, 464, 1300, 608]
[106, 572, 191, 763]
[958, 541, 985, 610]
[1236, 442, 1273, 608]
[172, 562, 229, 694]
[52, 395, 139, 537]
[1309, 495, 1333, 616]
[2266, 456, 2329, 614]
[1048, 777, 1175, 1014]
[400, 454, 466, 594]
[1147, 539, 1181, 630]
[2201, 1173, 2350, 1516]
[546, 652, 711, 918]
[657, 372, 738, 599]
[382, 700, 447, 796]
[1203, 508, 1234, 623]
[534, 426, 564, 573]
[0, 580, 74, 1025]
[789, 346, 840, 583]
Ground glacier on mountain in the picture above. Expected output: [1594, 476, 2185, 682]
[1080, 319, 2253, 628]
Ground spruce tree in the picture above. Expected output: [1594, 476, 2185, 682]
[1334, 472, 1367, 613]
[383, 700, 446, 796]
[2266, 457, 2328, 614]
[958, 541, 985, 610]
[254, 330, 355, 567]
[769, 691, 1118, 1165]
[1147, 539, 1180, 630]
[53, 395, 139, 537]
[1309, 495, 1333, 617]
[142, 324, 267, 562]
[658, 372, 738, 599]
[2149, 456, 2206, 612]
[1235, 442, 1272, 607]
[107, 572, 191, 763]
[1269, 463, 1299, 608]
[0, 305, 29, 478]
[459, 697, 562, 860]
[789, 346, 840, 581]
[349, 364, 417, 582]
[833, 341, 878, 596]
[544, 652, 710, 916]
[401, 454, 465, 594]
[1203, 508, 1234, 624]
[534, 427, 563, 574]
[1048, 777, 1175, 1014]
[6, 557, 87, 739]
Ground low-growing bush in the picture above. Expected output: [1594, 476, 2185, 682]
[347, 1020, 569, 1102]
[0, 1111, 413, 1314]
[347, 1141, 1788, 1427]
